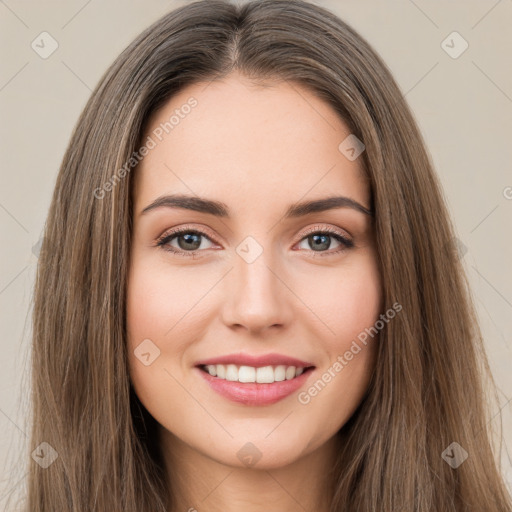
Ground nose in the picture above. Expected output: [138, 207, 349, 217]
[220, 248, 294, 335]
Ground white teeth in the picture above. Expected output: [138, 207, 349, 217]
[203, 363, 308, 383]
[256, 366, 274, 383]
[216, 364, 226, 379]
[238, 366, 256, 383]
[225, 364, 238, 381]
[285, 366, 296, 380]
[274, 365, 286, 382]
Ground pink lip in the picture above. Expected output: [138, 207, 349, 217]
[195, 366, 315, 406]
[195, 352, 314, 368]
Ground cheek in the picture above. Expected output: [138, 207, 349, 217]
[296, 252, 381, 416]
[126, 256, 199, 354]
[307, 254, 381, 425]
[310, 253, 382, 352]
[125, 255, 213, 398]
[126, 259, 176, 396]
[126, 261, 171, 339]
[125, 261, 195, 428]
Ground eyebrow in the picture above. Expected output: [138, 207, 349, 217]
[140, 194, 374, 218]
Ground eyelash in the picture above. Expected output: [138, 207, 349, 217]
[155, 224, 354, 259]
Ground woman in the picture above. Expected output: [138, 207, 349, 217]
[27, 0, 511, 510]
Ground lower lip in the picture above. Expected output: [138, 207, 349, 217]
[196, 366, 315, 406]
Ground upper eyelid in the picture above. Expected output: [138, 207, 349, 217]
[157, 224, 219, 245]
[300, 224, 351, 239]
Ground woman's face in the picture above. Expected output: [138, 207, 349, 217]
[127, 72, 382, 470]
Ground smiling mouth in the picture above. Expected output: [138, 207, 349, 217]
[198, 364, 315, 384]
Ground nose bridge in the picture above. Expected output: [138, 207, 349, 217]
[221, 236, 292, 332]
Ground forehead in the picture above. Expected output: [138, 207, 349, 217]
[134, 72, 369, 211]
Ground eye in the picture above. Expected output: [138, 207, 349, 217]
[295, 225, 354, 257]
[156, 226, 216, 258]
[155, 224, 354, 258]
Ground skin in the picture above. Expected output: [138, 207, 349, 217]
[127, 71, 382, 512]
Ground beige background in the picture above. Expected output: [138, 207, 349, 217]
[1, 0, 511, 508]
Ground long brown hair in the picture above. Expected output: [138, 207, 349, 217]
[24, 0, 511, 510]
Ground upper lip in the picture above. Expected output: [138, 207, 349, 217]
[195, 352, 315, 368]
